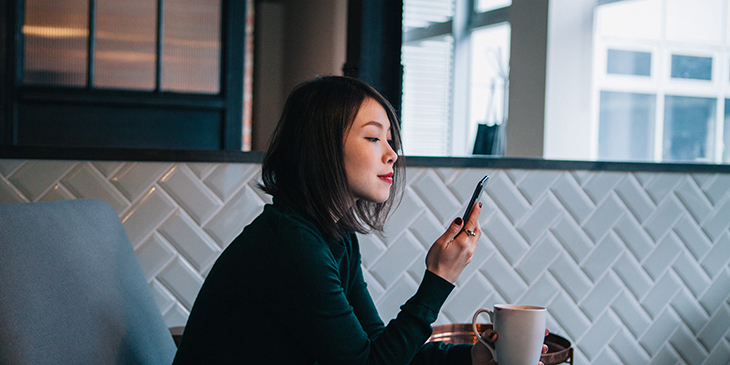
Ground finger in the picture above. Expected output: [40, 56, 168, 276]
[542, 344, 548, 354]
[545, 328, 549, 337]
[439, 217, 464, 242]
[481, 329, 497, 343]
[465, 202, 482, 232]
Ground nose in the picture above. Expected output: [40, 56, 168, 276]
[384, 141, 398, 164]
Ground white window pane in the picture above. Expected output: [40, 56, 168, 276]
[469, 23, 510, 155]
[596, 0, 661, 41]
[663, 95, 716, 162]
[94, 0, 157, 90]
[23, 0, 89, 87]
[403, 0, 455, 30]
[161, 0, 221, 94]
[476, 0, 511, 13]
[401, 37, 454, 156]
[666, 0, 723, 44]
[598, 91, 655, 161]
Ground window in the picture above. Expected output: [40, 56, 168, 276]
[401, 0, 510, 156]
[1, 0, 246, 151]
[545, 0, 730, 163]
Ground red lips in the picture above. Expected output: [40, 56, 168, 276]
[378, 172, 393, 184]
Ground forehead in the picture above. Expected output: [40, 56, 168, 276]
[354, 98, 390, 127]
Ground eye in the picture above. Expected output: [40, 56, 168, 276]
[365, 137, 380, 142]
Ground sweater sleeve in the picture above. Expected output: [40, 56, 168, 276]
[269, 227, 466, 365]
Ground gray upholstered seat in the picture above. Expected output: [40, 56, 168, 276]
[0, 199, 177, 365]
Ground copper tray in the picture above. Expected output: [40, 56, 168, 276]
[428, 324, 573, 365]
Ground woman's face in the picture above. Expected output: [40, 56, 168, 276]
[343, 98, 398, 203]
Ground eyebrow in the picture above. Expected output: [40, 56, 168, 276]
[361, 120, 387, 129]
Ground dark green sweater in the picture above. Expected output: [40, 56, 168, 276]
[173, 199, 472, 364]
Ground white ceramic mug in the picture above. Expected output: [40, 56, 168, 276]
[471, 304, 547, 365]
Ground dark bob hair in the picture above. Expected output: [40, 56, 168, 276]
[260, 76, 405, 241]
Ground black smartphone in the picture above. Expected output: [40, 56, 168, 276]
[462, 175, 489, 222]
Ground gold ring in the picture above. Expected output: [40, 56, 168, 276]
[464, 229, 476, 237]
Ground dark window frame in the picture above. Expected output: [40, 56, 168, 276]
[1, 0, 245, 151]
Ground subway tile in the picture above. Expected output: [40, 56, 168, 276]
[671, 289, 709, 335]
[615, 174, 655, 223]
[485, 171, 530, 224]
[204, 185, 265, 248]
[645, 173, 683, 205]
[704, 340, 730, 365]
[203, 163, 257, 202]
[697, 304, 730, 351]
[0, 159, 24, 176]
[641, 271, 681, 318]
[613, 251, 653, 301]
[434, 167, 459, 183]
[583, 194, 624, 242]
[357, 232, 386, 268]
[516, 234, 561, 284]
[577, 311, 621, 360]
[163, 303, 190, 328]
[690, 173, 714, 189]
[644, 196, 684, 242]
[159, 210, 221, 272]
[701, 197, 730, 242]
[369, 232, 422, 289]
[121, 187, 176, 247]
[157, 257, 204, 311]
[611, 291, 652, 338]
[517, 273, 559, 308]
[639, 308, 681, 356]
[550, 216, 594, 263]
[91, 161, 123, 178]
[483, 212, 530, 265]
[411, 170, 461, 223]
[672, 252, 711, 298]
[548, 292, 591, 341]
[699, 268, 730, 314]
[581, 232, 623, 282]
[375, 274, 418, 322]
[380, 189, 426, 245]
[703, 174, 730, 205]
[0, 176, 28, 203]
[673, 216, 712, 261]
[480, 254, 527, 303]
[550, 172, 595, 225]
[8, 160, 75, 201]
[362, 269, 384, 301]
[591, 348, 621, 364]
[516, 170, 562, 204]
[149, 280, 176, 313]
[454, 236, 490, 287]
[158, 165, 221, 225]
[610, 329, 651, 365]
[675, 177, 713, 224]
[442, 274, 493, 323]
[111, 162, 172, 201]
[549, 253, 592, 302]
[517, 194, 563, 244]
[38, 184, 74, 202]
[187, 163, 218, 179]
[407, 209, 444, 250]
[572, 170, 592, 185]
[135, 233, 176, 281]
[583, 171, 625, 204]
[669, 325, 706, 365]
[61, 163, 129, 214]
[613, 215, 654, 262]
[580, 272, 622, 321]
[642, 233, 682, 280]
[448, 169, 493, 202]
[633, 171, 654, 186]
[701, 233, 730, 278]
[505, 168, 527, 184]
[648, 345, 680, 365]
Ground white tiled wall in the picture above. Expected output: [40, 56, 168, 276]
[1, 159, 729, 365]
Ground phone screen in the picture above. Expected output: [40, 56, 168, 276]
[462, 175, 489, 221]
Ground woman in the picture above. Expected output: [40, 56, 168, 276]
[173, 76, 539, 364]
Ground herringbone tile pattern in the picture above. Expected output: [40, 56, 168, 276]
[1, 159, 729, 365]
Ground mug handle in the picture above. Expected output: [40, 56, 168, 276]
[472, 308, 497, 357]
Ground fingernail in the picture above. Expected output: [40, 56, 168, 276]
[479, 202, 483, 208]
[454, 217, 463, 225]
[489, 332, 496, 340]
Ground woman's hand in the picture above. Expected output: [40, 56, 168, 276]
[425, 202, 482, 283]
[471, 328, 550, 365]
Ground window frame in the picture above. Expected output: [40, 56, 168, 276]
[1, 0, 245, 151]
